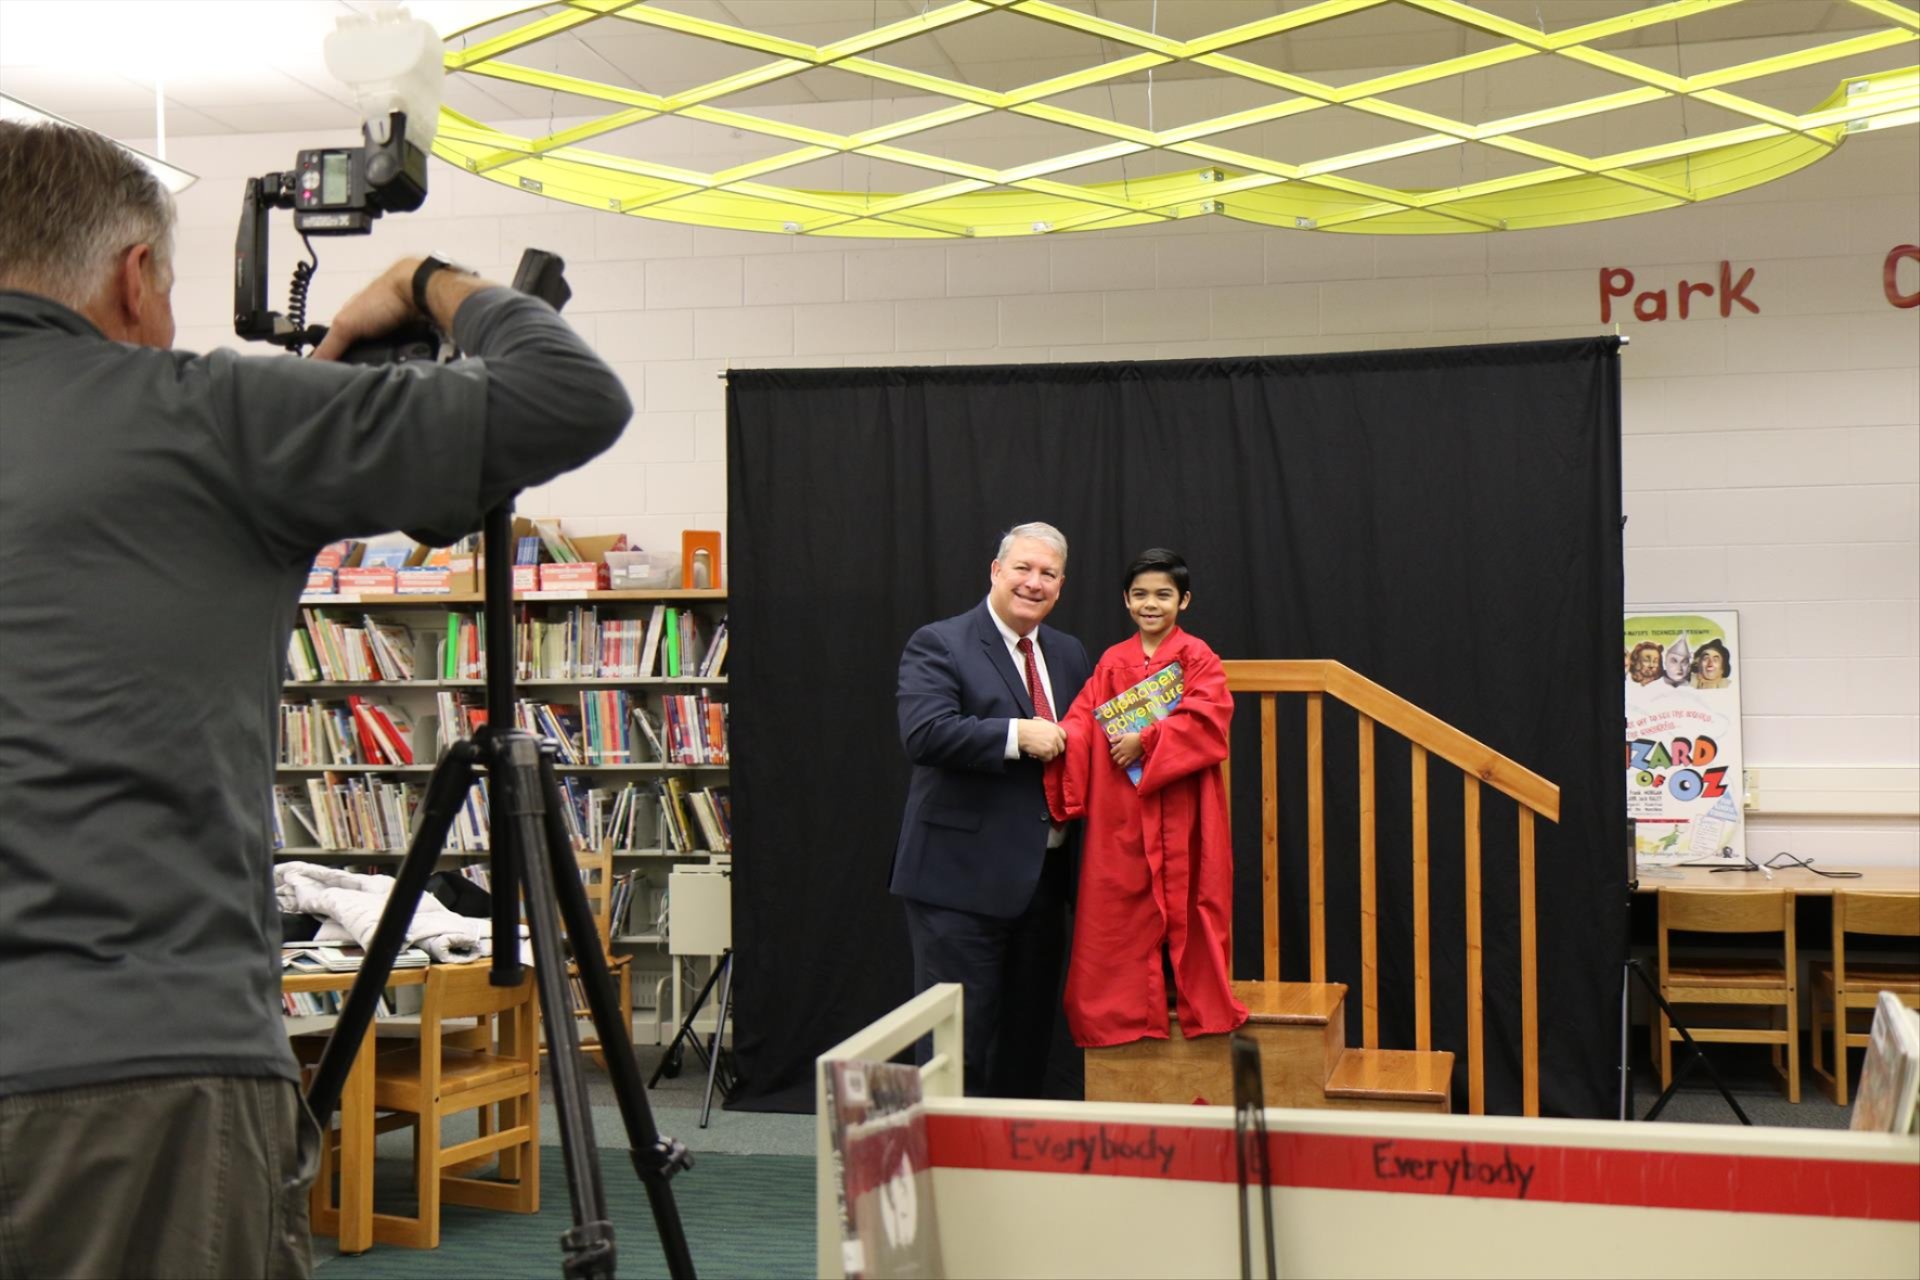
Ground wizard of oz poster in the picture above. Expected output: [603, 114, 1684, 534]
[1624, 611, 1745, 865]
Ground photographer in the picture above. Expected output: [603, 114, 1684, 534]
[0, 120, 630, 1278]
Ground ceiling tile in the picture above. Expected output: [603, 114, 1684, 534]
[0, 66, 155, 111]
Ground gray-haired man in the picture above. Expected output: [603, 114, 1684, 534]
[0, 121, 631, 1277]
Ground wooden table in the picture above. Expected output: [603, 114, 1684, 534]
[1634, 865, 1919, 895]
[283, 967, 427, 1255]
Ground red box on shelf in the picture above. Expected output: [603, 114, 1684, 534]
[306, 568, 336, 594]
[336, 567, 397, 594]
[512, 564, 539, 592]
[539, 562, 610, 591]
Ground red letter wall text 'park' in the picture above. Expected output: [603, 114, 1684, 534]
[1599, 262, 1760, 324]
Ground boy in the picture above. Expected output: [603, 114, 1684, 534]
[1045, 549, 1247, 1048]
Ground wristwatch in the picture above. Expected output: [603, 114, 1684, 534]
[411, 253, 472, 319]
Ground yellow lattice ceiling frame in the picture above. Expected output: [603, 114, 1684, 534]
[435, 0, 1920, 236]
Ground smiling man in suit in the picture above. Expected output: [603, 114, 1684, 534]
[891, 521, 1092, 1097]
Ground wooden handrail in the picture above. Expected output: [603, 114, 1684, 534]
[1223, 661, 1560, 822]
[1222, 658, 1560, 1117]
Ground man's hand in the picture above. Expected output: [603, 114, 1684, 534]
[1110, 732, 1143, 769]
[312, 258, 499, 362]
[312, 259, 419, 362]
[1017, 718, 1066, 761]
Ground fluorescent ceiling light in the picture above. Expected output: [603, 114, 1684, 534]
[0, 92, 197, 192]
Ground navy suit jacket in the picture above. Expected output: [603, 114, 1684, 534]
[890, 601, 1092, 919]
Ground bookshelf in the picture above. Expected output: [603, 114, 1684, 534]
[273, 586, 731, 1047]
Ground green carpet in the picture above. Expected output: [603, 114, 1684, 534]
[313, 1147, 814, 1278]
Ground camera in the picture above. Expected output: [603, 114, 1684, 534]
[233, 8, 443, 360]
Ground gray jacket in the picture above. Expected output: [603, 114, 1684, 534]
[0, 286, 628, 1097]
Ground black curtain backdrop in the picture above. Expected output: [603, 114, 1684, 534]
[725, 339, 1626, 1117]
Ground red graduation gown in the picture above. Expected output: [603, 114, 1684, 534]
[1046, 627, 1248, 1048]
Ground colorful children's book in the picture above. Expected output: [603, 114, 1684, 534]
[1091, 661, 1184, 786]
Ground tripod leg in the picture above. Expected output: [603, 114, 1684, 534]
[699, 953, 734, 1128]
[495, 732, 617, 1278]
[306, 742, 480, 1132]
[535, 755, 698, 1280]
[1627, 960, 1751, 1125]
[1618, 959, 1632, 1122]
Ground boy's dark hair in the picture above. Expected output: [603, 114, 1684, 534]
[1123, 548, 1190, 596]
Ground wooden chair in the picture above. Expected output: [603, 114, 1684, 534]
[313, 961, 541, 1250]
[560, 845, 633, 1068]
[1810, 891, 1920, 1106]
[1655, 888, 1799, 1103]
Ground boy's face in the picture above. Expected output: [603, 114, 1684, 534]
[1124, 571, 1189, 644]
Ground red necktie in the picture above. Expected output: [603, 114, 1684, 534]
[1017, 637, 1054, 722]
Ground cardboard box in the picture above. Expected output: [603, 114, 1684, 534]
[336, 566, 397, 594]
[536, 531, 628, 592]
[305, 568, 336, 594]
[513, 564, 539, 592]
[395, 566, 452, 594]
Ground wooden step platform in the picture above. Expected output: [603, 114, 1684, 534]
[1324, 1048, 1454, 1111]
[1084, 980, 1453, 1113]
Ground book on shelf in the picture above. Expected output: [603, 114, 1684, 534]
[698, 619, 729, 677]
[515, 699, 584, 764]
[660, 694, 729, 765]
[442, 611, 486, 681]
[1091, 661, 1184, 786]
[687, 786, 732, 854]
[639, 604, 667, 678]
[663, 606, 681, 677]
[630, 704, 666, 762]
[435, 691, 487, 750]
[347, 695, 414, 765]
[282, 988, 398, 1019]
[515, 535, 543, 565]
[579, 689, 638, 764]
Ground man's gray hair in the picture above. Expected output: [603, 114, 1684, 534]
[0, 121, 175, 310]
[995, 521, 1069, 567]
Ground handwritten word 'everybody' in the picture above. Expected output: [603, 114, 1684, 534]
[1372, 1142, 1536, 1199]
[1007, 1122, 1177, 1174]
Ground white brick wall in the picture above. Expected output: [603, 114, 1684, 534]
[149, 104, 1920, 863]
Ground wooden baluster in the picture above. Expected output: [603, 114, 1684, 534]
[1464, 775, 1484, 1116]
[1358, 713, 1377, 1048]
[1519, 806, 1538, 1118]
[1306, 691, 1325, 984]
[1261, 693, 1280, 984]
[1412, 745, 1430, 1053]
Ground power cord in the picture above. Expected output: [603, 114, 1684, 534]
[1762, 851, 1862, 879]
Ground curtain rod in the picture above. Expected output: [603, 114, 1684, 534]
[714, 334, 1629, 377]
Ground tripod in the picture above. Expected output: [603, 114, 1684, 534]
[302, 263, 697, 1276]
[649, 949, 735, 1129]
